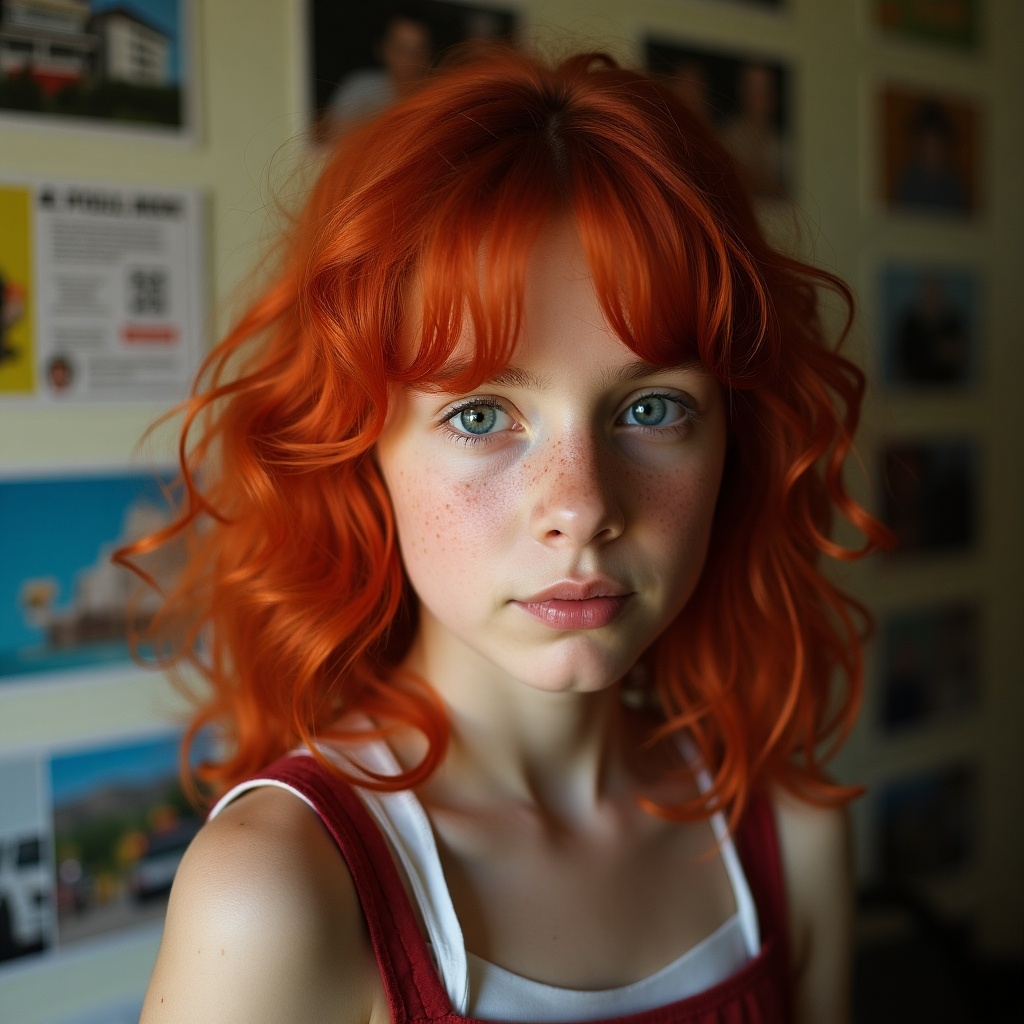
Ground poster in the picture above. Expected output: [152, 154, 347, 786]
[0, 0, 193, 137]
[645, 38, 792, 200]
[878, 262, 981, 389]
[0, 178, 204, 403]
[0, 468, 183, 685]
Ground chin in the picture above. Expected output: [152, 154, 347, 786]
[505, 646, 636, 696]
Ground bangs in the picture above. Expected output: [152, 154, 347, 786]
[391, 126, 561, 394]
[363, 58, 778, 397]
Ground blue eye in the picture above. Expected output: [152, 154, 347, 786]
[444, 399, 512, 438]
[458, 405, 497, 434]
[620, 394, 688, 429]
[627, 397, 668, 426]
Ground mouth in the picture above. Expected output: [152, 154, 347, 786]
[514, 580, 632, 631]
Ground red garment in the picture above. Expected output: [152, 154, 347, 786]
[250, 755, 793, 1023]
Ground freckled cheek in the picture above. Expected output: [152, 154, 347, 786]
[388, 459, 521, 582]
[621, 459, 724, 561]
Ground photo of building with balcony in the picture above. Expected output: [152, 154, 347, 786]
[0, 0, 183, 128]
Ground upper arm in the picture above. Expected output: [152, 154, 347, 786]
[140, 787, 384, 1024]
[772, 793, 855, 1024]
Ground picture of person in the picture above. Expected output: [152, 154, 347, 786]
[880, 263, 979, 388]
[880, 604, 980, 732]
[646, 39, 791, 199]
[310, 1, 518, 138]
[719, 62, 789, 200]
[325, 8, 435, 130]
[881, 439, 977, 555]
[883, 87, 979, 216]
[46, 354, 74, 393]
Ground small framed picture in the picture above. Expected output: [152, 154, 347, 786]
[307, 0, 519, 139]
[877, 763, 977, 877]
[874, 0, 980, 51]
[644, 38, 792, 200]
[879, 603, 980, 732]
[0, 1, 195, 139]
[880, 439, 978, 556]
[878, 263, 981, 389]
[881, 86, 980, 217]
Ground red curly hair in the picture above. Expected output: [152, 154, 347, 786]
[122, 49, 890, 818]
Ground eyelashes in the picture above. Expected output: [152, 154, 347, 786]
[438, 391, 699, 446]
[616, 393, 696, 431]
[440, 398, 516, 445]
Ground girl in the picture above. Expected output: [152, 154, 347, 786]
[132, 49, 889, 1024]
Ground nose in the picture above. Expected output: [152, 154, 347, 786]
[527, 437, 625, 548]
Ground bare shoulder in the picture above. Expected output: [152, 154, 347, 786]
[140, 785, 386, 1024]
[770, 791, 854, 1024]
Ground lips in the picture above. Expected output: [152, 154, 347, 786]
[514, 580, 632, 631]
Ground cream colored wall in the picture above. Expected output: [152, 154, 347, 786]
[1, 2, 1020, 1019]
[0, 4, 307, 1019]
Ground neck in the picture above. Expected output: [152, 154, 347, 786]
[396, 628, 637, 820]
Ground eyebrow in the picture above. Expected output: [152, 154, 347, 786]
[440, 359, 704, 392]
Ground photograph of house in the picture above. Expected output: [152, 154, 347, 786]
[0, 0, 185, 128]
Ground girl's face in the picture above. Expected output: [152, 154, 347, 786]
[375, 222, 728, 698]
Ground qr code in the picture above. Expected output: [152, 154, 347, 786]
[127, 267, 169, 316]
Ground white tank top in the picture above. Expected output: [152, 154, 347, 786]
[213, 737, 760, 1022]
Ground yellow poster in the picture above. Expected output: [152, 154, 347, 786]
[0, 186, 35, 394]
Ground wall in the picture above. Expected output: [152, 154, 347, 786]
[0, 2, 1020, 1021]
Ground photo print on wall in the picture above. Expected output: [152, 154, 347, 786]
[878, 762, 977, 878]
[0, 730, 213, 973]
[880, 438, 978, 556]
[0, 0, 193, 135]
[49, 732, 206, 953]
[878, 262, 981, 390]
[308, 0, 519, 140]
[644, 37, 792, 201]
[879, 602, 980, 733]
[881, 85, 981, 217]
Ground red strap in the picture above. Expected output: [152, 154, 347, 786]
[256, 755, 452, 1022]
[733, 790, 793, 1021]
